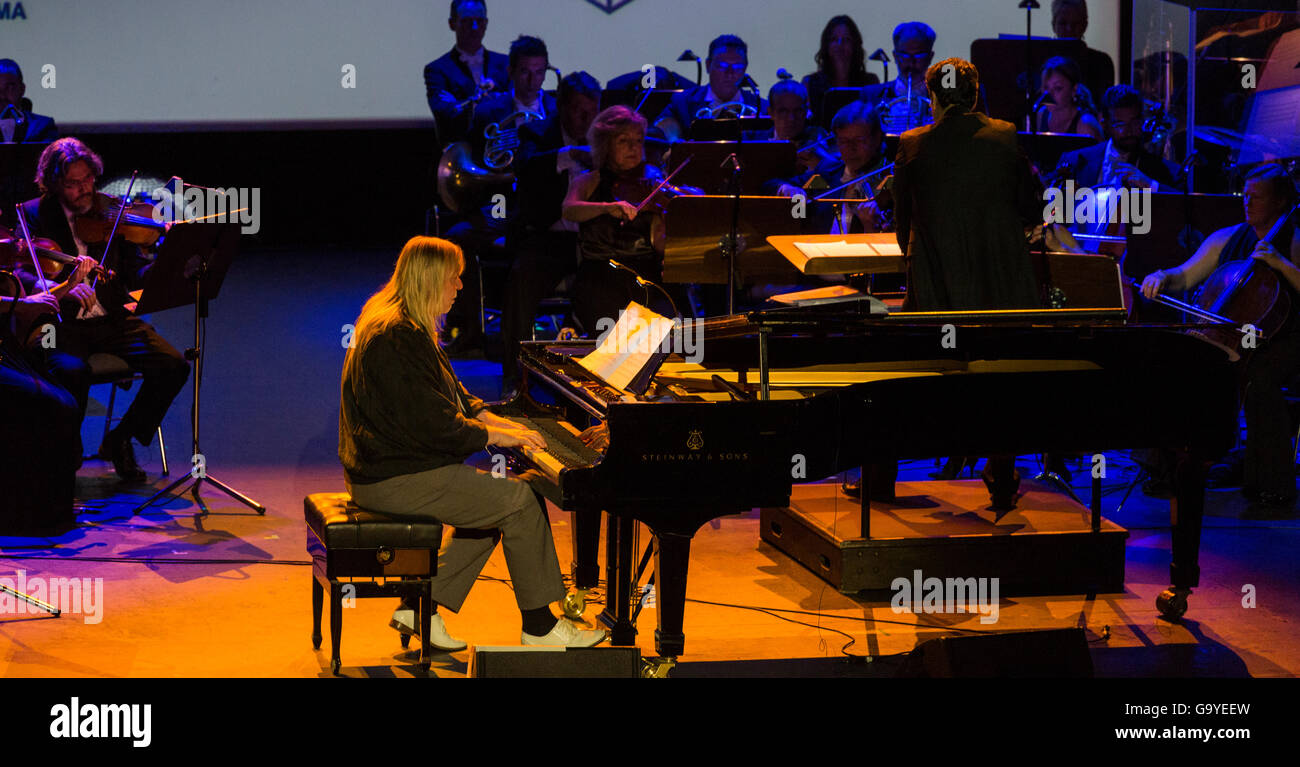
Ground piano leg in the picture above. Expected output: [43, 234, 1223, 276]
[653, 531, 692, 658]
[1160, 449, 1207, 620]
[570, 507, 601, 591]
[599, 513, 638, 647]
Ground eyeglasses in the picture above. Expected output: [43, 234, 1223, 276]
[893, 50, 933, 62]
[711, 62, 746, 74]
[61, 174, 95, 191]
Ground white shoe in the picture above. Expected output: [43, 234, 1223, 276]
[521, 618, 609, 648]
[389, 609, 468, 652]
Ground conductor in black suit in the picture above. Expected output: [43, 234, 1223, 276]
[894, 58, 1041, 311]
[423, 0, 510, 145]
[0, 59, 57, 143]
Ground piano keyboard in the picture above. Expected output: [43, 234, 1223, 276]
[510, 416, 604, 482]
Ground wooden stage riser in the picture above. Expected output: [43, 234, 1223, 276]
[760, 507, 1128, 596]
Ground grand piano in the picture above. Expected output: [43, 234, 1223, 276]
[495, 305, 1239, 660]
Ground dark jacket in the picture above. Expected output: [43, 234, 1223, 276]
[1053, 141, 1180, 190]
[13, 194, 150, 322]
[511, 118, 574, 238]
[424, 46, 510, 141]
[3, 110, 57, 143]
[893, 108, 1042, 311]
[339, 321, 488, 485]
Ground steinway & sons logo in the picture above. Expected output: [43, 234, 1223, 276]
[585, 0, 636, 13]
[641, 429, 749, 462]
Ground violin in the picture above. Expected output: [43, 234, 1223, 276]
[0, 226, 114, 283]
[74, 197, 166, 247]
[609, 158, 699, 219]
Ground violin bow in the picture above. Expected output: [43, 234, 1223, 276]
[91, 170, 138, 289]
[632, 156, 693, 216]
[13, 203, 61, 324]
[812, 162, 895, 202]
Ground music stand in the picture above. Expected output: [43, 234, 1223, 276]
[601, 88, 683, 121]
[662, 195, 802, 285]
[689, 116, 774, 141]
[668, 141, 795, 195]
[822, 87, 866, 128]
[133, 221, 266, 515]
[1017, 131, 1097, 176]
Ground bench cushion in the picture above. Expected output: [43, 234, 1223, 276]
[304, 492, 443, 549]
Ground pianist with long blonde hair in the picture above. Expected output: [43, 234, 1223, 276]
[339, 235, 607, 648]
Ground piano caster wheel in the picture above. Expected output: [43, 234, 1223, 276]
[641, 656, 677, 679]
[562, 589, 588, 620]
[1157, 587, 1191, 620]
[400, 634, 411, 649]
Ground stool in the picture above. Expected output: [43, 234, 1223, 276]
[305, 492, 443, 675]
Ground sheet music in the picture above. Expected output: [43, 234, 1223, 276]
[577, 302, 674, 391]
[793, 239, 902, 259]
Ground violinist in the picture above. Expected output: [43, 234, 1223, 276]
[13, 138, 190, 482]
[500, 71, 601, 392]
[0, 276, 79, 533]
[654, 35, 766, 143]
[767, 100, 889, 236]
[563, 106, 686, 333]
[765, 80, 833, 175]
[1140, 164, 1300, 512]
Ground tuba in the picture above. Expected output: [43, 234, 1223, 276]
[436, 141, 515, 214]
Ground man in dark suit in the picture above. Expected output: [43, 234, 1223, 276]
[13, 138, 189, 482]
[861, 23, 935, 119]
[423, 0, 510, 146]
[467, 35, 558, 162]
[499, 72, 601, 391]
[1052, 85, 1179, 191]
[1051, 0, 1115, 105]
[0, 59, 57, 143]
[654, 35, 766, 142]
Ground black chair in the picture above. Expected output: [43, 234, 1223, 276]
[87, 353, 168, 475]
[305, 492, 442, 675]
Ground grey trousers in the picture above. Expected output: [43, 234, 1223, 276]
[347, 464, 566, 613]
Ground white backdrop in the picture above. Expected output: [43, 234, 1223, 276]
[3, 0, 1119, 128]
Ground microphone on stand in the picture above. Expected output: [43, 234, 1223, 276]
[608, 259, 680, 318]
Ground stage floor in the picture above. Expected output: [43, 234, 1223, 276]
[2, 249, 1298, 678]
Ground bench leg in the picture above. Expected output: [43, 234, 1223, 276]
[329, 581, 343, 675]
[419, 584, 433, 672]
[312, 575, 323, 649]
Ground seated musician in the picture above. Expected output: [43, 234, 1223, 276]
[442, 34, 555, 356]
[423, 0, 510, 145]
[500, 71, 601, 394]
[1034, 56, 1103, 140]
[1140, 164, 1300, 512]
[654, 35, 766, 143]
[339, 235, 607, 648]
[1052, 85, 1179, 192]
[801, 15, 879, 129]
[0, 59, 57, 144]
[13, 138, 190, 482]
[1051, 0, 1115, 106]
[563, 106, 688, 334]
[0, 279, 79, 533]
[766, 80, 834, 175]
[767, 100, 889, 236]
[861, 23, 935, 122]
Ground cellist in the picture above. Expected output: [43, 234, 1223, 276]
[13, 137, 189, 482]
[1140, 163, 1300, 512]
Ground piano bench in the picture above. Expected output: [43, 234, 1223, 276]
[305, 492, 443, 675]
